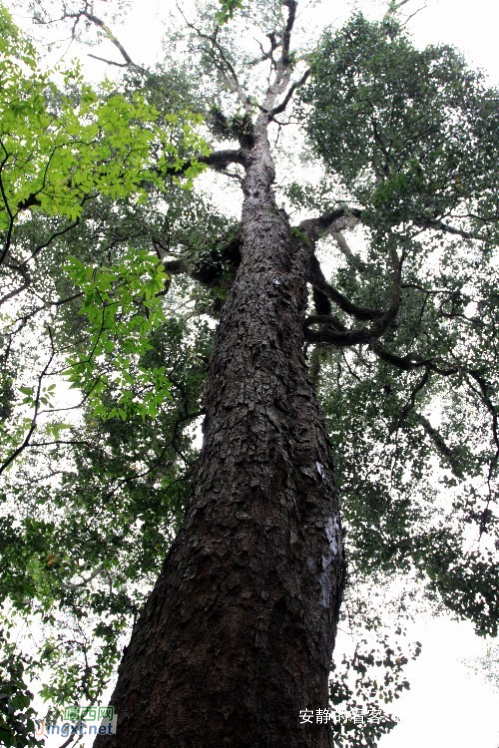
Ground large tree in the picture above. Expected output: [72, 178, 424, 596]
[1, 1, 498, 747]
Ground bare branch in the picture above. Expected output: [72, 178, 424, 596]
[282, 0, 298, 64]
[64, 6, 135, 66]
[0, 144, 15, 267]
[270, 69, 310, 117]
[370, 341, 458, 376]
[178, 10, 253, 111]
[384, 0, 412, 18]
[332, 231, 366, 274]
[0, 327, 56, 476]
[202, 149, 248, 171]
[415, 412, 464, 477]
[415, 216, 490, 242]
[56, 731, 84, 748]
[305, 314, 346, 332]
[305, 326, 372, 347]
[87, 53, 129, 68]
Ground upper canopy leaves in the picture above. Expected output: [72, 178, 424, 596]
[301, 13, 497, 235]
[299, 12, 498, 639]
[0, 4, 207, 258]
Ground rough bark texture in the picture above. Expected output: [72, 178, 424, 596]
[93, 122, 345, 748]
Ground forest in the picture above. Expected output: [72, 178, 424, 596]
[0, 0, 497, 746]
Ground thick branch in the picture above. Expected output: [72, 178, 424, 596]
[332, 232, 366, 273]
[305, 314, 346, 332]
[415, 215, 489, 243]
[309, 256, 384, 323]
[299, 207, 362, 244]
[305, 327, 372, 347]
[282, 0, 297, 64]
[389, 367, 430, 434]
[415, 413, 463, 478]
[201, 149, 248, 171]
[384, 0, 412, 17]
[370, 341, 458, 376]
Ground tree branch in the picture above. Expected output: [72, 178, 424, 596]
[309, 255, 384, 322]
[415, 215, 489, 242]
[369, 239, 403, 337]
[389, 367, 430, 434]
[305, 327, 372, 347]
[282, 0, 298, 65]
[466, 370, 499, 459]
[298, 207, 362, 245]
[64, 5, 135, 66]
[305, 314, 346, 332]
[270, 69, 310, 117]
[0, 145, 15, 267]
[370, 341, 458, 375]
[202, 149, 248, 171]
[179, 11, 252, 110]
[415, 412, 463, 477]
[332, 231, 366, 274]
[0, 327, 55, 476]
[87, 53, 129, 68]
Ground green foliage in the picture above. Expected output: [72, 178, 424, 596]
[298, 13, 498, 644]
[0, 7, 214, 733]
[301, 14, 497, 231]
[64, 250, 172, 421]
[0, 4, 209, 469]
[1, 4, 498, 748]
[465, 641, 499, 691]
[0, 634, 41, 748]
[0, 4, 207, 232]
[216, 0, 244, 24]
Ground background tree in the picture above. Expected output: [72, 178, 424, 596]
[0, 1, 497, 746]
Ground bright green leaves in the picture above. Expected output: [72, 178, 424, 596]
[216, 0, 244, 25]
[18, 383, 55, 409]
[64, 250, 172, 421]
[0, 6, 208, 248]
[0, 5, 37, 71]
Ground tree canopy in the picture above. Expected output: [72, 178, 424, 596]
[299, 12, 498, 633]
[0, 1, 497, 746]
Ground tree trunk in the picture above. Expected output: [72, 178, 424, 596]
[93, 120, 345, 748]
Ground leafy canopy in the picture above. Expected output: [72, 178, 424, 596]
[301, 13, 497, 234]
[0, 4, 498, 747]
[1, 4, 209, 734]
[299, 12, 498, 637]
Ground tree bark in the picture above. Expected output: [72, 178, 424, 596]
[93, 119, 345, 748]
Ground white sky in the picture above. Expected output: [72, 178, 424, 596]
[381, 618, 498, 747]
[6, 0, 499, 746]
